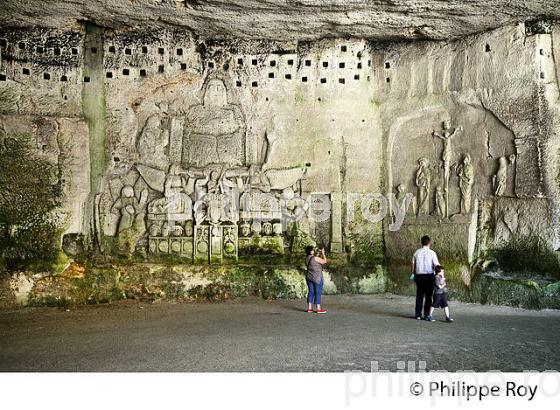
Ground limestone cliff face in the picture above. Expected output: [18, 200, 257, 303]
[1, 4, 560, 306]
[1, 0, 560, 41]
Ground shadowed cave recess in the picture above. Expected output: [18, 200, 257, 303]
[1, 1, 560, 309]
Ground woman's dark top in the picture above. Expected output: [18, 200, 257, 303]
[306, 255, 323, 284]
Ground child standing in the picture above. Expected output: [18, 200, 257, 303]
[426, 265, 454, 322]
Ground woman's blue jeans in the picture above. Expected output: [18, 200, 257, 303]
[306, 278, 324, 305]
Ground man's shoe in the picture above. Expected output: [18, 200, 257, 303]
[425, 316, 436, 322]
[316, 309, 327, 314]
[415, 316, 422, 320]
[446, 317, 454, 322]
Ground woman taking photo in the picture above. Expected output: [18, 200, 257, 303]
[305, 246, 328, 314]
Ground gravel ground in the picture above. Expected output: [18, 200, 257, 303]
[1, 294, 559, 372]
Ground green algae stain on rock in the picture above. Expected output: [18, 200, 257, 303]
[0, 134, 68, 272]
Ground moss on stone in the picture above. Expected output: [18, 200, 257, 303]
[490, 234, 560, 279]
[0, 134, 67, 272]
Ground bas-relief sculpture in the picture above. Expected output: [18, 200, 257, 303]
[97, 76, 318, 262]
[401, 114, 517, 224]
[457, 153, 474, 214]
[415, 157, 431, 216]
[433, 121, 463, 218]
[183, 78, 245, 167]
[493, 155, 515, 196]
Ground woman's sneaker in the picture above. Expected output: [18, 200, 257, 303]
[316, 309, 327, 314]
[446, 317, 454, 322]
[425, 316, 436, 322]
[306, 309, 313, 313]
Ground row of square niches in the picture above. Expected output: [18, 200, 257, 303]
[101, 65, 371, 82]
[105, 43, 362, 57]
[0, 71, 71, 81]
[0, 70, 373, 83]
[0, 40, 80, 55]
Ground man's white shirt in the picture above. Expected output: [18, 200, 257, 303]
[412, 246, 440, 274]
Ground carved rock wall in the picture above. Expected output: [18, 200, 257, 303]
[1, 21, 559, 276]
[380, 24, 560, 266]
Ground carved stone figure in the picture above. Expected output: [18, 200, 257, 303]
[493, 156, 514, 196]
[433, 120, 463, 217]
[239, 221, 251, 237]
[147, 164, 193, 220]
[182, 78, 246, 167]
[435, 186, 445, 217]
[137, 105, 170, 170]
[457, 153, 474, 214]
[415, 157, 431, 216]
[111, 185, 149, 254]
[395, 183, 415, 218]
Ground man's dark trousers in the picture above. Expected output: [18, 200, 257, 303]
[415, 273, 435, 318]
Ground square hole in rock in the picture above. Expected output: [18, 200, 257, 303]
[140, 69, 147, 77]
[122, 69, 130, 76]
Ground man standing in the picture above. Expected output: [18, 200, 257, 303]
[412, 235, 440, 320]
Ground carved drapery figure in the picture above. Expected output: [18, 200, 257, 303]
[182, 79, 245, 167]
[415, 157, 431, 216]
[147, 164, 193, 219]
[493, 155, 514, 196]
[111, 185, 149, 253]
[137, 104, 170, 170]
[394, 183, 414, 222]
[435, 186, 445, 217]
[457, 153, 474, 214]
[433, 121, 463, 217]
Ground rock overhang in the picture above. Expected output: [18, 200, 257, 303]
[2, 0, 560, 41]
